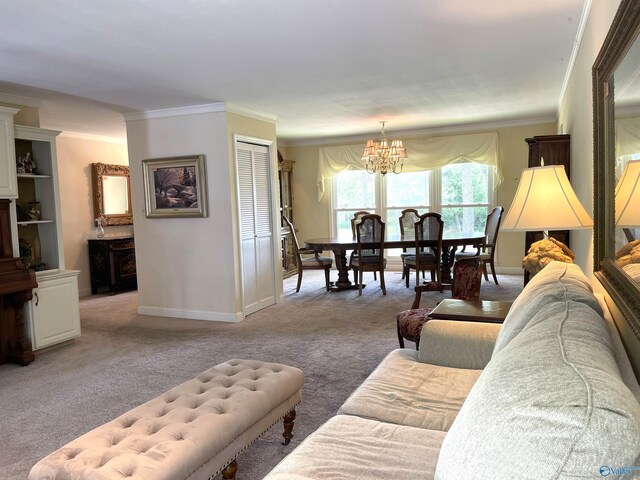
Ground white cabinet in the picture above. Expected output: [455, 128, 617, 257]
[26, 271, 80, 350]
[11, 126, 65, 272]
[1, 124, 81, 351]
[0, 107, 19, 198]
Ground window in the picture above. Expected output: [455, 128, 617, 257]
[333, 169, 376, 237]
[332, 162, 493, 255]
[384, 171, 431, 238]
[440, 162, 490, 235]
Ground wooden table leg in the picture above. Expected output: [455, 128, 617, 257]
[330, 248, 357, 291]
[441, 245, 455, 285]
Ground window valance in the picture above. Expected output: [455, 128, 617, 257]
[317, 131, 500, 200]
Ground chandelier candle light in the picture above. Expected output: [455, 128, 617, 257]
[362, 121, 408, 174]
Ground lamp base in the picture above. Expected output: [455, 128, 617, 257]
[523, 237, 575, 277]
[615, 239, 640, 267]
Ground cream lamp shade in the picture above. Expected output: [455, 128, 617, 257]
[502, 165, 593, 232]
[615, 160, 640, 227]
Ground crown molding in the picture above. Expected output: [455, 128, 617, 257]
[280, 115, 558, 147]
[123, 103, 227, 122]
[0, 92, 42, 108]
[225, 103, 277, 123]
[558, 0, 592, 110]
[59, 131, 127, 145]
[124, 102, 277, 124]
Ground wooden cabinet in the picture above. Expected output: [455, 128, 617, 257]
[278, 152, 296, 278]
[524, 134, 571, 285]
[0, 123, 81, 351]
[88, 237, 137, 295]
[26, 271, 80, 350]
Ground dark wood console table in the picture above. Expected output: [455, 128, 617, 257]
[88, 237, 137, 295]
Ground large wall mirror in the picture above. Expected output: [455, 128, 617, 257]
[91, 163, 133, 226]
[593, 0, 640, 344]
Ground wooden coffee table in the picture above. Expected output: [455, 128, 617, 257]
[430, 299, 512, 324]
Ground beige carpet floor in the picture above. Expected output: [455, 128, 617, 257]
[0, 268, 523, 479]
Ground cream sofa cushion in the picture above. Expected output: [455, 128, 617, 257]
[263, 414, 446, 480]
[418, 320, 501, 369]
[492, 261, 601, 354]
[435, 300, 640, 479]
[338, 349, 481, 431]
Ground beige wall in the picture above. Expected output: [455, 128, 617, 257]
[282, 121, 557, 272]
[558, 0, 621, 274]
[56, 135, 130, 296]
[126, 106, 277, 321]
[2, 102, 131, 297]
[557, 0, 640, 373]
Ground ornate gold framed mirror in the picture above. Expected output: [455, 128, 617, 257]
[593, 0, 640, 339]
[91, 163, 133, 226]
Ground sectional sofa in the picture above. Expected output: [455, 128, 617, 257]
[263, 261, 640, 479]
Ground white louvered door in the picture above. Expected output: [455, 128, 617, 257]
[236, 141, 276, 316]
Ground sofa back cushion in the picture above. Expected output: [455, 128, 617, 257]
[435, 300, 640, 479]
[492, 261, 601, 355]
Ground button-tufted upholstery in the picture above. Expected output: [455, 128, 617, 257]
[29, 359, 304, 480]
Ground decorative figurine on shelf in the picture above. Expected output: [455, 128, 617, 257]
[95, 216, 105, 239]
[23, 153, 33, 174]
[28, 202, 41, 221]
[16, 154, 26, 174]
[19, 239, 33, 269]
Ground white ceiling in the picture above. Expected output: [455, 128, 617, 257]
[0, 0, 589, 143]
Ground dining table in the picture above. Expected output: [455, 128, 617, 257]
[304, 232, 486, 291]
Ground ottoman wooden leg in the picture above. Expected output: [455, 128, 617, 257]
[222, 459, 237, 480]
[282, 409, 296, 445]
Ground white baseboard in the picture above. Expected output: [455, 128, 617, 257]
[496, 267, 525, 275]
[137, 305, 243, 323]
[78, 287, 93, 298]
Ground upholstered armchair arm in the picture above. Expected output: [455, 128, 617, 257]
[411, 282, 442, 309]
[417, 320, 501, 370]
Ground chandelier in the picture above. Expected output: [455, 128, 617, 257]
[362, 121, 408, 174]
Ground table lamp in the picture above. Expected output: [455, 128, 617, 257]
[615, 160, 640, 228]
[501, 163, 593, 276]
[614, 160, 640, 267]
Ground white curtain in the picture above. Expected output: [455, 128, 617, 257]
[616, 116, 640, 158]
[317, 131, 500, 200]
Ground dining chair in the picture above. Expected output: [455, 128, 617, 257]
[455, 206, 503, 285]
[396, 256, 483, 349]
[399, 208, 421, 280]
[282, 216, 333, 292]
[402, 212, 443, 288]
[351, 214, 387, 296]
[350, 210, 378, 280]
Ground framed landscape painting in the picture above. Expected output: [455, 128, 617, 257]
[142, 155, 208, 218]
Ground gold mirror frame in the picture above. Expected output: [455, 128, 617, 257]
[593, 0, 640, 339]
[91, 163, 133, 226]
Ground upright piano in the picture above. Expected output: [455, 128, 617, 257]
[0, 199, 37, 365]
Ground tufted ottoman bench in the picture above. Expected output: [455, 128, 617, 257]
[29, 359, 304, 480]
